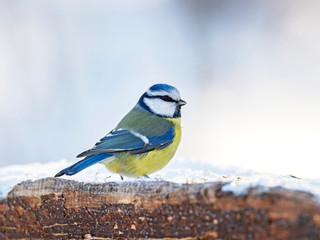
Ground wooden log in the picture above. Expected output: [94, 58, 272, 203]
[1, 177, 320, 239]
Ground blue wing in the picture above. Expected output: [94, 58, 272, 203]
[54, 127, 175, 177]
[77, 127, 175, 157]
[129, 128, 175, 154]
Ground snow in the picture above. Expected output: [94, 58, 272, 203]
[1, 157, 320, 200]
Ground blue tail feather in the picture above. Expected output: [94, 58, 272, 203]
[54, 153, 112, 177]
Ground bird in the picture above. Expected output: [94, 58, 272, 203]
[54, 83, 186, 179]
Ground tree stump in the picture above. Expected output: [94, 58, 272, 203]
[1, 177, 320, 239]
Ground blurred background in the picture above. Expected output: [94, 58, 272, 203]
[0, 0, 320, 178]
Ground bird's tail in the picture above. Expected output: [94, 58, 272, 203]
[54, 153, 112, 177]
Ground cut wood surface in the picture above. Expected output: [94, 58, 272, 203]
[1, 177, 320, 239]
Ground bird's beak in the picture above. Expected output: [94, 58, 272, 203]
[178, 99, 187, 106]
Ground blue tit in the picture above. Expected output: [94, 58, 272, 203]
[55, 83, 186, 178]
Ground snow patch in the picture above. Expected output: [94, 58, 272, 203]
[1, 158, 320, 200]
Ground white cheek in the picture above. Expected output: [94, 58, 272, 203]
[143, 98, 176, 117]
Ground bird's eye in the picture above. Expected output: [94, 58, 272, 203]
[160, 96, 173, 102]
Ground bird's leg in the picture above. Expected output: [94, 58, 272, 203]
[120, 175, 124, 180]
[144, 175, 150, 179]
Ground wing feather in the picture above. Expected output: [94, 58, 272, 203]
[77, 127, 175, 158]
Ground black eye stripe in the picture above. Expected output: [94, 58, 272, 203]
[159, 95, 176, 102]
[144, 94, 177, 102]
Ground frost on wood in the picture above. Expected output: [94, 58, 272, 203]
[1, 178, 320, 239]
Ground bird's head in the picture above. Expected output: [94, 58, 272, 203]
[137, 84, 186, 118]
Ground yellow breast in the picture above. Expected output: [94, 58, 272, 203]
[102, 118, 181, 177]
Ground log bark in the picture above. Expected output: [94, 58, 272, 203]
[1, 177, 320, 239]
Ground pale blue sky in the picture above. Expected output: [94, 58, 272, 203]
[1, 0, 320, 178]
